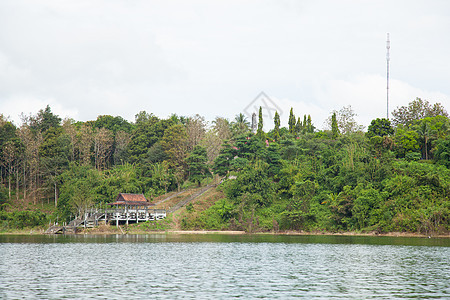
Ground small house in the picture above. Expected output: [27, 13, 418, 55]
[108, 193, 154, 209]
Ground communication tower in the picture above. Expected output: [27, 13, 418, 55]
[386, 33, 390, 119]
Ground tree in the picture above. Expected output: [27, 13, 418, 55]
[93, 127, 113, 171]
[58, 164, 101, 220]
[213, 117, 231, 141]
[434, 137, 450, 167]
[367, 118, 393, 138]
[127, 116, 175, 164]
[392, 97, 448, 126]
[161, 124, 188, 178]
[394, 125, 420, 158]
[288, 108, 296, 134]
[186, 114, 206, 151]
[135, 111, 153, 125]
[114, 130, 131, 165]
[186, 146, 211, 186]
[29, 105, 61, 133]
[295, 117, 303, 135]
[18, 123, 43, 204]
[1, 141, 17, 201]
[212, 143, 236, 176]
[415, 121, 431, 160]
[326, 106, 362, 134]
[150, 161, 171, 193]
[94, 115, 133, 134]
[39, 127, 69, 206]
[78, 124, 94, 166]
[257, 106, 264, 138]
[331, 112, 340, 139]
[0, 117, 20, 201]
[145, 142, 167, 164]
[232, 113, 250, 136]
[405, 116, 449, 160]
[306, 115, 315, 133]
[199, 130, 222, 164]
[62, 119, 77, 162]
[273, 111, 281, 141]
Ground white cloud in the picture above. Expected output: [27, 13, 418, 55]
[0, 95, 78, 125]
[0, 0, 449, 129]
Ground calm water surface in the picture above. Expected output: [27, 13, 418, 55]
[0, 234, 449, 299]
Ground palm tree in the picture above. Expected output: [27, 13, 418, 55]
[232, 113, 250, 136]
[416, 121, 433, 160]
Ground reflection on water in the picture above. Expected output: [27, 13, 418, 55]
[0, 234, 449, 299]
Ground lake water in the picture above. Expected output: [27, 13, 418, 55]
[0, 234, 449, 299]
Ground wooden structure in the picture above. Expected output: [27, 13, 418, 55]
[107, 193, 166, 226]
[45, 193, 166, 234]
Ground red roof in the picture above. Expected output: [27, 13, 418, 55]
[108, 193, 154, 206]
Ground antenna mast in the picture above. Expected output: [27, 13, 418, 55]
[386, 33, 390, 119]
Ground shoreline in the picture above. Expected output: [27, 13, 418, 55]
[167, 230, 450, 238]
[1, 228, 448, 238]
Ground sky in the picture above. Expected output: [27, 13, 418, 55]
[1, 0, 449, 130]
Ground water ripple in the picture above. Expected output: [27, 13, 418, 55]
[0, 237, 449, 299]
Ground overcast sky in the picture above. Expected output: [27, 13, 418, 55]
[1, 0, 449, 130]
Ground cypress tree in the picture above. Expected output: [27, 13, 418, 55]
[331, 112, 339, 139]
[303, 115, 307, 133]
[306, 115, 314, 133]
[274, 111, 280, 141]
[257, 106, 264, 138]
[295, 117, 302, 135]
[288, 108, 296, 134]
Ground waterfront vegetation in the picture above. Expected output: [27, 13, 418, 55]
[0, 98, 449, 235]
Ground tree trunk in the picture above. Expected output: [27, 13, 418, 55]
[16, 167, 19, 201]
[54, 182, 58, 207]
[8, 175, 11, 201]
[23, 162, 26, 201]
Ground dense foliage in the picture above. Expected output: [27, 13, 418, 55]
[0, 100, 449, 234]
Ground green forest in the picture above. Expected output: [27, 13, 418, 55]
[0, 97, 449, 234]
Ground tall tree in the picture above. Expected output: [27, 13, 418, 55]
[93, 128, 113, 171]
[113, 131, 131, 165]
[273, 111, 281, 141]
[127, 115, 175, 164]
[186, 145, 211, 186]
[199, 130, 222, 165]
[186, 114, 206, 151]
[29, 105, 61, 133]
[18, 125, 43, 204]
[288, 108, 296, 134]
[417, 121, 431, 160]
[62, 119, 77, 162]
[392, 97, 448, 126]
[213, 117, 231, 141]
[295, 117, 303, 135]
[1, 141, 17, 201]
[0, 116, 19, 200]
[78, 124, 94, 166]
[39, 127, 69, 206]
[161, 124, 189, 190]
[306, 115, 314, 133]
[331, 112, 340, 139]
[257, 106, 264, 138]
[161, 124, 188, 169]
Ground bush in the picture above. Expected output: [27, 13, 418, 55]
[0, 210, 49, 230]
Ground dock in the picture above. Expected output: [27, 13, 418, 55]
[45, 207, 166, 234]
